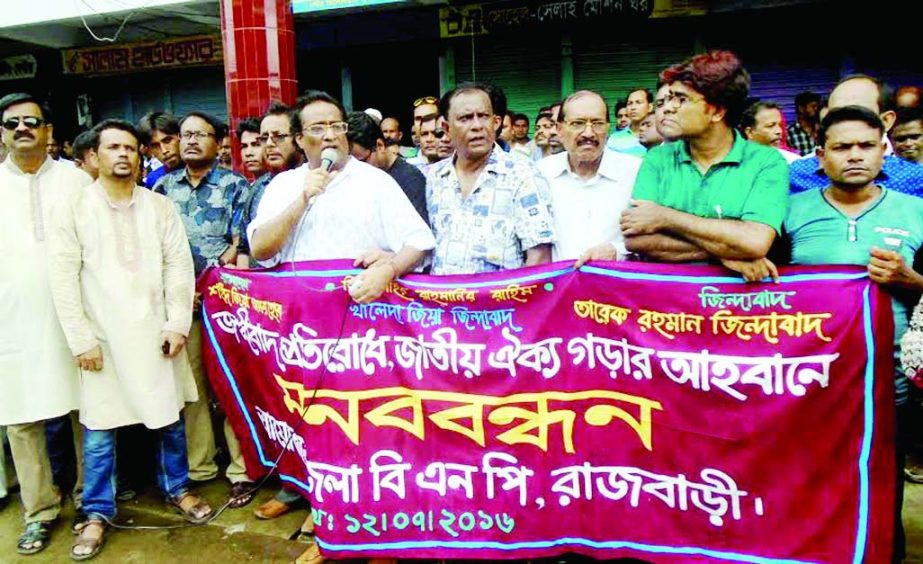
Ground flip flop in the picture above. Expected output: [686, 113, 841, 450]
[17, 520, 53, 555]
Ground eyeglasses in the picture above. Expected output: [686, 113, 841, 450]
[536, 123, 557, 131]
[302, 122, 348, 137]
[180, 131, 215, 141]
[2, 116, 44, 130]
[663, 93, 705, 108]
[257, 132, 292, 144]
[564, 120, 610, 134]
[413, 96, 438, 108]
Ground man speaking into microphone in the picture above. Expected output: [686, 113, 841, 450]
[248, 90, 435, 305]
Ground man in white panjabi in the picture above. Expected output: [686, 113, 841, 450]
[48, 120, 213, 560]
[0, 92, 92, 556]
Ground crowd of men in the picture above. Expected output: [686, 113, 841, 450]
[1, 48, 923, 563]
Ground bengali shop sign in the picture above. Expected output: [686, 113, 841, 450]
[62, 34, 221, 76]
[439, 0, 652, 38]
[202, 260, 896, 563]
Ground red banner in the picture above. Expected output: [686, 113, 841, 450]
[202, 260, 896, 563]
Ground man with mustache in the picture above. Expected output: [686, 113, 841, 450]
[425, 82, 555, 275]
[741, 101, 799, 163]
[538, 90, 641, 266]
[139, 112, 183, 189]
[0, 92, 92, 555]
[153, 111, 253, 507]
[785, 105, 923, 563]
[622, 51, 789, 284]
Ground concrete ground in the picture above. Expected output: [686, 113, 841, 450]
[1, 480, 923, 563]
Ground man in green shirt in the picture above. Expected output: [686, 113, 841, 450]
[785, 104, 923, 564]
[621, 51, 789, 282]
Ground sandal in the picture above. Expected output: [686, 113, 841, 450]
[17, 520, 53, 555]
[168, 492, 214, 525]
[70, 519, 106, 561]
[255, 498, 292, 520]
[228, 481, 256, 509]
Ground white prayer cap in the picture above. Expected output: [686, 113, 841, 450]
[364, 108, 383, 124]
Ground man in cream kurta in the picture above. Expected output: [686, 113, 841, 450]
[0, 93, 92, 555]
[48, 120, 211, 559]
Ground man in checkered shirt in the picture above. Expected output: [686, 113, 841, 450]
[786, 91, 822, 156]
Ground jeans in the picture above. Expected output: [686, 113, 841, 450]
[82, 418, 190, 520]
[276, 486, 304, 505]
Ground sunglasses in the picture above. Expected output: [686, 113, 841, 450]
[2, 116, 44, 130]
[413, 96, 438, 108]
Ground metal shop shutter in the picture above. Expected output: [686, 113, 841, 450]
[745, 65, 839, 124]
[573, 37, 692, 110]
[454, 34, 561, 124]
[170, 67, 228, 122]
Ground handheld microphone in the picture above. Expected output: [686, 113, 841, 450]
[320, 147, 339, 172]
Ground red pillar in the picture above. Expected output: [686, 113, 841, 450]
[220, 0, 298, 170]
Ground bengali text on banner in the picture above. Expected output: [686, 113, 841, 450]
[201, 260, 896, 563]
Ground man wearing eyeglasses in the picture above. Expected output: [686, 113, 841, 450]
[248, 90, 434, 303]
[426, 82, 555, 275]
[153, 111, 254, 504]
[0, 92, 92, 556]
[622, 51, 789, 283]
[237, 103, 302, 269]
[652, 82, 677, 142]
[539, 90, 642, 266]
[407, 114, 446, 169]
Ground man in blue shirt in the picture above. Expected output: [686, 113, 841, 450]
[138, 112, 183, 189]
[785, 106, 923, 562]
[789, 75, 923, 198]
[606, 87, 651, 157]
[154, 111, 253, 507]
